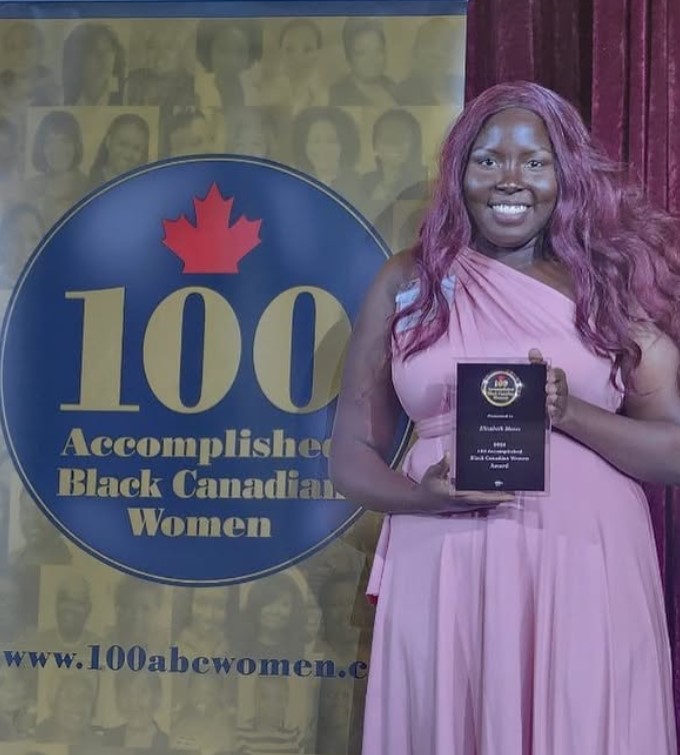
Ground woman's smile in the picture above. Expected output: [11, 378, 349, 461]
[488, 201, 532, 223]
[464, 107, 557, 251]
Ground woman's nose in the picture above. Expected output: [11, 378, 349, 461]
[496, 160, 523, 189]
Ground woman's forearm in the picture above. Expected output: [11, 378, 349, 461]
[557, 396, 680, 484]
[329, 440, 423, 513]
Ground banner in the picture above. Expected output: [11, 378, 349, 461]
[0, 2, 466, 752]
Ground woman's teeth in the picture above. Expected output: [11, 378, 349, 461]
[491, 204, 529, 215]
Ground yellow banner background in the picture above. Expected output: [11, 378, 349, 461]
[0, 10, 465, 754]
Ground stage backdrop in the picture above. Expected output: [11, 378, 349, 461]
[0, 1, 467, 753]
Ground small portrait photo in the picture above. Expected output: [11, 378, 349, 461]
[194, 18, 264, 113]
[0, 564, 40, 644]
[94, 670, 170, 748]
[360, 107, 430, 221]
[0, 20, 61, 109]
[126, 19, 197, 109]
[103, 573, 171, 653]
[34, 670, 99, 745]
[329, 18, 398, 108]
[25, 106, 157, 200]
[171, 585, 237, 659]
[257, 18, 331, 113]
[223, 105, 283, 160]
[297, 541, 365, 658]
[235, 674, 318, 755]
[159, 106, 220, 158]
[393, 16, 466, 106]
[0, 665, 38, 741]
[61, 21, 129, 106]
[30, 565, 107, 652]
[24, 109, 89, 227]
[290, 105, 365, 207]
[170, 672, 236, 752]
[86, 108, 156, 189]
[8, 482, 72, 569]
[235, 568, 310, 659]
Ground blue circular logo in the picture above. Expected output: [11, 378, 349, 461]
[1, 158, 408, 585]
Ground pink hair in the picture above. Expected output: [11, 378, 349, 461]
[393, 81, 680, 386]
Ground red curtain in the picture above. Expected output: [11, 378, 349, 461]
[465, 0, 680, 728]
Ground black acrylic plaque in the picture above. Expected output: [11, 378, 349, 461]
[453, 360, 548, 493]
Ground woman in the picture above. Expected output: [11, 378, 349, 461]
[278, 19, 325, 110]
[194, 19, 263, 113]
[361, 108, 428, 220]
[0, 20, 56, 108]
[27, 111, 88, 226]
[237, 572, 307, 658]
[126, 21, 195, 110]
[62, 23, 125, 105]
[175, 586, 231, 658]
[226, 106, 277, 159]
[105, 575, 166, 651]
[262, 19, 327, 113]
[35, 674, 99, 744]
[313, 572, 363, 665]
[171, 673, 234, 751]
[88, 113, 149, 188]
[292, 106, 364, 206]
[162, 108, 212, 157]
[329, 19, 397, 107]
[330, 82, 678, 754]
[100, 672, 168, 749]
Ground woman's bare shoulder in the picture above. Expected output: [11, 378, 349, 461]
[376, 248, 419, 298]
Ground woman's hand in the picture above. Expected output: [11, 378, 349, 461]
[412, 454, 514, 515]
[529, 348, 570, 426]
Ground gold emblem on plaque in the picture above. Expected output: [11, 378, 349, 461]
[481, 370, 522, 407]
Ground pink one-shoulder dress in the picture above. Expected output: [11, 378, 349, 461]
[361, 248, 676, 755]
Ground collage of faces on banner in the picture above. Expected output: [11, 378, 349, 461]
[0, 509, 382, 754]
[0, 15, 465, 290]
[0, 13, 466, 755]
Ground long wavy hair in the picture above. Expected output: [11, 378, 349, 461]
[238, 572, 306, 655]
[89, 114, 149, 185]
[62, 23, 126, 105]
[393, 81, 680, 386]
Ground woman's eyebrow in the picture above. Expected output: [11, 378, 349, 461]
[469, 146, 554, 155]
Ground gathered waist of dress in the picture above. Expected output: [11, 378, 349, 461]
[414, 412, 455, 439]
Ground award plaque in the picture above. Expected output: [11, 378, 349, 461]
[452, 359, 549, 493]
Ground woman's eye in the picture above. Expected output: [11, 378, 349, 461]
[527, 159, 544, 168]
[478, 157, 496, 167]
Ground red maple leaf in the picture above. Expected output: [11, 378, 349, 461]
[162, 183, 262, 274]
